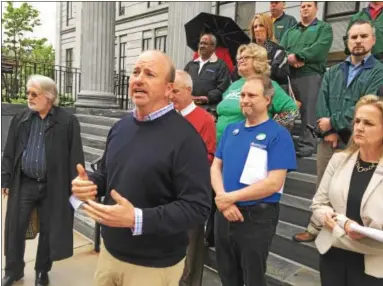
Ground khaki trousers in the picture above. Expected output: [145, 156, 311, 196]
[307, 140, 338, 235]
[94, 246, 185, 286]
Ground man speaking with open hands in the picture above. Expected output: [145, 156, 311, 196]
[71, 50, 211, 286]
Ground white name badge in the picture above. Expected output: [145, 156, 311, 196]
[240, 145, 268, 185]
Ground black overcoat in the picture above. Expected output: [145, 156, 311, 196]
[1, 107, 84, 261]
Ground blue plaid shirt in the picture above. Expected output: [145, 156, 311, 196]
[131, 103, 174, 235]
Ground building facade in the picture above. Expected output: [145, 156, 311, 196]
[56, 1, 369, 84]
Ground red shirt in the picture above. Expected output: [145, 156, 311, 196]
[184, 106, 216, 165]
[193, 46, 234, 72]
[369, 3, 383, 20]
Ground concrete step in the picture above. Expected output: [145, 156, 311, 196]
[83, 146, 104, 164]
[80, 122, 111, 138]
[285, 172, 316, 200]
[81, 133, 106, 150]
[76, 107, 130, 118]
[205, 248, 320, 286]
[76, 114, 119, 127]
[296, 155, 317, 176]
[272, 221, 319, 270]
[280, 193, 312, 228]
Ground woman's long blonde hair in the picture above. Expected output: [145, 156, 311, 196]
[344, 95, 383, 159]
[249, 13, 276, 43]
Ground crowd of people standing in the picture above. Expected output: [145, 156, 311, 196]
[2, 1, 383, 286]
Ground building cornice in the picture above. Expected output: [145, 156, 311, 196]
[61, 26, 76, 35]
[115, 6, 168, 26]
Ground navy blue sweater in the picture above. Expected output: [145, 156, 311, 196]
[90, 110, 211, 267]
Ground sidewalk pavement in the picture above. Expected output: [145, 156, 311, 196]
[1, 197, 221, 286]
[1, 196, 99, 285]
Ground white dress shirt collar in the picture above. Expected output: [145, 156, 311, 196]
[180, 101, 197, 117]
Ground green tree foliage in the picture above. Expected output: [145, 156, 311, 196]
[1, 2, 56, 101]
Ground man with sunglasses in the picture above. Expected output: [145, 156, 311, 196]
[1, 75, 84, 286]
[184, 33, 231, 118]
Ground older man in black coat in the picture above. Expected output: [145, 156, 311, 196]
[1, 75, 84, 286]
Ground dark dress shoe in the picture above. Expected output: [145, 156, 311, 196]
[2, 272, 24, 286]
[35, 272, 49, 286]
[292, 231, 317, 243]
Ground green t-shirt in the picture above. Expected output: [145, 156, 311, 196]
[216, 78, 297, 143]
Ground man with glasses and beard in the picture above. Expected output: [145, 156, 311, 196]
[184, 33, 231, 118]
[1, 75, 84, 286]
[293, 20, 383, 243]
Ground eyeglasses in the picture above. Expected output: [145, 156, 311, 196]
[26, 91, 38, 98]
[236, 55, 254, 62]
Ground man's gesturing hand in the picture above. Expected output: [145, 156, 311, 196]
[83, 189, 135, 228]
[71, 164, 97, 201]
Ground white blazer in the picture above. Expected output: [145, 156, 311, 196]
[311, 151, 383, 278]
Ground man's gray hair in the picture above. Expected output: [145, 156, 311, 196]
[202, 33, 217, 48]
[175, 70, 193, 90]
[27, 75, 59, 106]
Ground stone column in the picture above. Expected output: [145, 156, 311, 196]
[75, 2, 119, 108]
[167, 2, 212, 69]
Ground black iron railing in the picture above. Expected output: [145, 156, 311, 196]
[114, 72, 134, 110]
[1, 57, 81, 106]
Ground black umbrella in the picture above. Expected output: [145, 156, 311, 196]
[184, 12, 250, 64]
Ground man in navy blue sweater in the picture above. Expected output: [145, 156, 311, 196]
[72, 50, 212, 286]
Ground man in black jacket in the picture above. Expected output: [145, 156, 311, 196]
[72, 50, 211, 286]
[184, 33, 231, 114]
[1, 75, 84, 286]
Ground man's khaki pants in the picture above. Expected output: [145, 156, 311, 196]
[94, 246, 185, 286]
[307, 140, 338, 235]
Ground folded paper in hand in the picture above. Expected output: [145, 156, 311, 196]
[348, 223, 383, 243]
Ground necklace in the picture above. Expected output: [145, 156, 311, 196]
[355, 159, 377, 173]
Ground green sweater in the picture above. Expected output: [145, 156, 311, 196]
[316, 56, 383, 132]
[346, 7, 383, 57]
[216, 78, 298, 142]
[274, 13, 298, 43]
[280, 19, 333, 78]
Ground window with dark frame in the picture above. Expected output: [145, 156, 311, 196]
[142, 30, 152, 51]
[216, 2, 255, 32]
[119, 42, 127, 74]
[65, 48, 73, 93]
[155, 35, 167, 52]
[324, 2, 360, 21]
[66, 2, 73, 26]
[154, 27, 167, 52]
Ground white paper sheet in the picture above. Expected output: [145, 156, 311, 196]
[240, 145, 268, 185]
[349, 223, 383, 243]
[69, 195, 84, 211]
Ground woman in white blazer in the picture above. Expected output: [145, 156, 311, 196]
[311, 95, 383, 286]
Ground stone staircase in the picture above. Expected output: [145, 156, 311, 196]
[74, 109, 321, 286]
